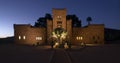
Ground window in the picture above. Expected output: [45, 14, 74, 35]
[18, 36, 26, 40]
[57, 21, 62, 24]
[76, 37, 79, 40]
[76, 36, 83, 40]
[19, 36, 21, 40]
[57, 21, 62, 28]
[36, 37, 42, 40]
[57, 16, 62, 20]
[23, 36, 26, 40]
[57, 16, 61, 19]
[80, 37, 83, 40]
[57, 25, 62, 28]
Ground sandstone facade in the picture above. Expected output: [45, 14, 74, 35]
[14, 8, 104, 45]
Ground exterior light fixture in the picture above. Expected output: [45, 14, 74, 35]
[23, 36, 26, 40]
[19, 36, 21, 40]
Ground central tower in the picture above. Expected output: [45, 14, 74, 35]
[47, 8, 72, 45]
[52, 8, 67, 30]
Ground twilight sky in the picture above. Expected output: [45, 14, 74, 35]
[0, 0, 120, 38]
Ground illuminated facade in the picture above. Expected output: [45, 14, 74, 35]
[14, 8, 104, 45]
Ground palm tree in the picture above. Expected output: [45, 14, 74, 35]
[86, 17, 92, 25]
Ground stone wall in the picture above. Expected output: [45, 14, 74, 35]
[14, 24, 46, 45]
[67, 20, 72, 43]
[14, 8, 104, 45]
[72, 24, 104, 45]
[52, 8, 67, 30]
[72, 27, 82, 45]
[47, 20, 53, 43]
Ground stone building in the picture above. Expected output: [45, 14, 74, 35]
[14, 8, 104, 46]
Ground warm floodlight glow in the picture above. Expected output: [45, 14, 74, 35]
[58, 34, 60, 37]
[52, 30, 67, 39]
[61, 32, 67, 39]
[52, 32, 57, 38]
[64, 43, 68, 49]
[51, 28, 67, 48]
[53, 42, 59, 48]
[55, 42, 59, 45]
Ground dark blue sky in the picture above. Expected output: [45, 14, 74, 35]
[0, 0, 120, 38]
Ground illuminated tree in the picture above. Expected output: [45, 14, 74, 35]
[51, 28, 67, 48]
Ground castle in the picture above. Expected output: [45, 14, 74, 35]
[14, 8, 104, 46]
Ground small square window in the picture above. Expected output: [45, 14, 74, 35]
[57, 16, 62, 20]
[76, 37, 79, 40]
[80, 37, 83, 40]
[76, 36, 83, 40]
[39, 37, 42, 40]
[57, 16, 61, 18]
[36, 37, 42, 40]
